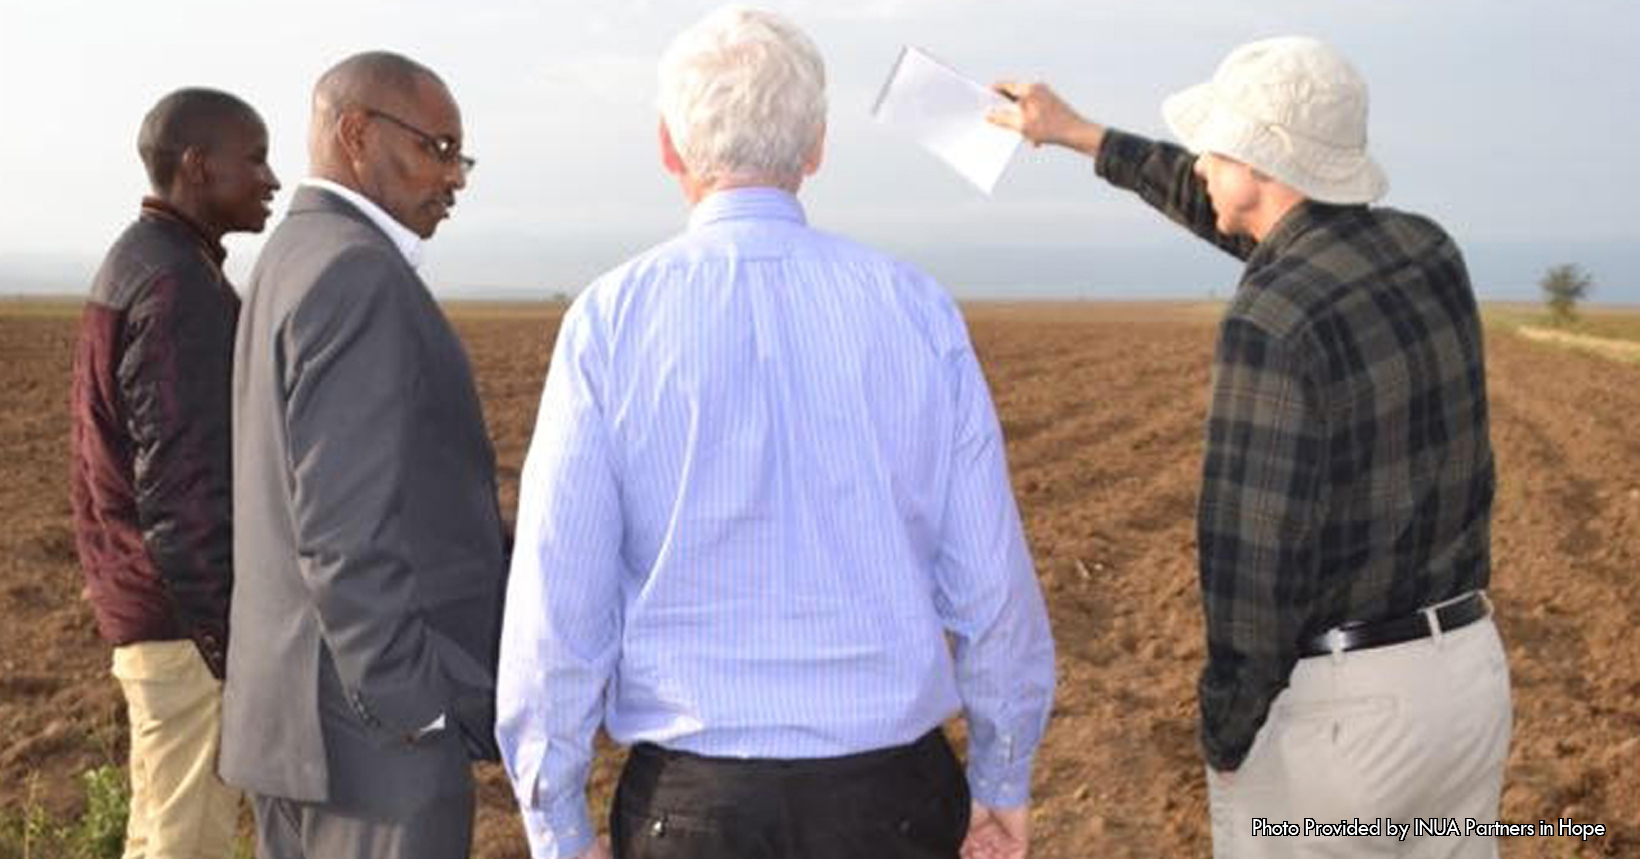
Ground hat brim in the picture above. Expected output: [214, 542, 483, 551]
[1162, 82, 1388, 205]
[1161, 82, 1216, 154]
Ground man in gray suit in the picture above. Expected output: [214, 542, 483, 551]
[224, 51, 504, 859]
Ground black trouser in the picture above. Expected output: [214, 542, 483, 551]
[611, 729, 971, 859]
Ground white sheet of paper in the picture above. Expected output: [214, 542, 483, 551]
[870, 46, 1021, 195]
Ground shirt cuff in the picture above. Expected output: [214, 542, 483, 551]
[1197, 660, 1281, 772]
[521, 798, 594, 859]
[965, 742, 1035, 808]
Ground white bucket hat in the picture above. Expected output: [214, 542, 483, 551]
[1162, 36, 1388, 204]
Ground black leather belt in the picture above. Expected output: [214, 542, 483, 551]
[1298, 592, 1489, 658]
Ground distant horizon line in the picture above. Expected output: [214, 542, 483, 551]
[6, 291, 1638, 309]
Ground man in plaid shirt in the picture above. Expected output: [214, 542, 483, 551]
[992, 37, 1510, 859]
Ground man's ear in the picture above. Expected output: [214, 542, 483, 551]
[177, 145, 210, 188]
[802, 124, 825, 177]
[336, 109, 371, 167]
[658, 117, 687, 178]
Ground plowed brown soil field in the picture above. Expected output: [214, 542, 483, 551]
[2, 301, 1635, 857]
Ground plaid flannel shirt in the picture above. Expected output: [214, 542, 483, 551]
[1096, 129, 1496, 770]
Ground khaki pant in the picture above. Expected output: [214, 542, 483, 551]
[1208, 615, 1512, 859]
[112, 640, 241, 859]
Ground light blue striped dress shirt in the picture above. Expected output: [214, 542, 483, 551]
[497, 187, 1055, 859]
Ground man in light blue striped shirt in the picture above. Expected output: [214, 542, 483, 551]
[497, 8, 1055, 859]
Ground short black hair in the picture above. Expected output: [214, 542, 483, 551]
[137, 88, 261, 191]
[315, 51, 444, 114]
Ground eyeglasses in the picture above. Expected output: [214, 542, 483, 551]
[364, 108, 476, 175]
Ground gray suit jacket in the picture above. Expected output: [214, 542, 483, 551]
[223, 186, 506, 815]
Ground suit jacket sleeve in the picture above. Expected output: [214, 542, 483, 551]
[280, 246, 452, 735]
[119, 268, 235, 676]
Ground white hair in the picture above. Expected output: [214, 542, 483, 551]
[657, 6, 827, 185]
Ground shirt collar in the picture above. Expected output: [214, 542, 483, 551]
[687, 186, 808, 231]
[140, 197, 227, 267]
[1245, 200, 1363, 274]
[299, 178, 425, 269]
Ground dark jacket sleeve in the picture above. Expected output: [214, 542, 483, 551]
[280, 248, 454, 737]
[1195, 318, 1326, 769]
[118, 269, 236, 677]
[1095, 128, 1258, 261]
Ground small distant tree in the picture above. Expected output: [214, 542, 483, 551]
[1541, 263, 1593, 324]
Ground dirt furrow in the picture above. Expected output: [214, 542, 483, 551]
[1483, 333, 1640, 858]
[3, 305, 1634, 859]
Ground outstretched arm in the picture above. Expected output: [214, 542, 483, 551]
[988, 80, 1106, 157]
[987, 80, 1256, 260]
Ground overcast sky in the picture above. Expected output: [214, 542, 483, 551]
[1, 0, 1636, 301]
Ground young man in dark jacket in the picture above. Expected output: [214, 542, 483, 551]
[70, 87, 279, 859]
